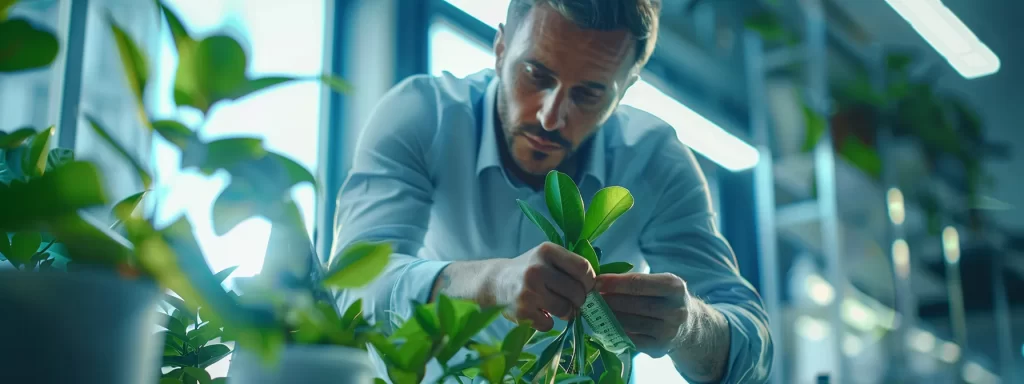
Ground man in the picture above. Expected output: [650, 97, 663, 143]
[331, 0, 773, 382]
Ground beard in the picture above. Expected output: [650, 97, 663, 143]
[495, 91, 578, 176]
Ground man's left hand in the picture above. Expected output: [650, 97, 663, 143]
[595, 272, 690, 357]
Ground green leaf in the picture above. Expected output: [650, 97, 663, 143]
[182, 367, 212, 384]
[341, 298, 366, 330]
[197, 344, 232, 368]
[744, 11, 794, 44]
[0, 18, 59, 72]
[179, 34, 247, 114]
[598, 262, 633, 275]
[210, 379, 227, 384]
[523, 319, 572, 382]
[574, 318, 586, 375]
[0, 127, 35, 149]
[437, 305, 504, 364]
[580, 186, 633, 242]
[84, 114, 152, 189]
[838, 136, 883, 180]
[545, 171, 586, 245]
[210, 180, 257, 236]
[152, 120, 195, 150]
[8, 232, 41, 265]
[319, 74, 352, 93]
[0, 161, 107, 232]
[800, 104, 827, 153]
[518, 199, 562, 244]
[471, 343, 506, 383]
[557, 374, 595, 384]
[437, 295, 457, 337]
[572, 239, 600, 275]
[266, 152, 316, 190]
[45, 147, 74, 172]
[187, 323, 222, 349]
[323, 241, 392, 289]
[111, 190, 148, 225]
[159, 379, 181, 384]
[106, 14, 149, 124]
[502, 323, 536, 375]
[21, 126, 53, 179]
[413, 304, 441, 338]
[0, 233, 11, 260]
[195, 137, 266, 174]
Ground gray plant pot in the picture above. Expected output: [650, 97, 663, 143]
[0, 269, 165, 384]
[227, 344, 377, 384]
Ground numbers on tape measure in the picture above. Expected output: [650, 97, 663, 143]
[581, 292, 635, 354]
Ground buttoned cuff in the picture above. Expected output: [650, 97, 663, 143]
[385, 259, 453, 333]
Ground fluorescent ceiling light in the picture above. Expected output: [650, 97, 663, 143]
[885, 0, 1000, 79]
[439, 0, 759, 171]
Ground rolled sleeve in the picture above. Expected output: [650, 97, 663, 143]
[330, 75, 449, 334]
[639, 133, 774, 383]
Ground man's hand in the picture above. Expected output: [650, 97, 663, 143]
[597, 272, 731, 382]
[494, 242, 597, 332]
[595, 272, 690, 357]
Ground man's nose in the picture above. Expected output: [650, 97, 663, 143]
[537, 89, 568, 132]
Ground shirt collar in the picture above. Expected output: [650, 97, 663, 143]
[476, 76, 607, 188]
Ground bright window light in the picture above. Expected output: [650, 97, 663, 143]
[885, 0, 1000, 79]
[434, 2, 759, 171]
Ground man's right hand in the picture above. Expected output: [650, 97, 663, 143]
[492, 242, 597, 331]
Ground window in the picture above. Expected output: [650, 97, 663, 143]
[151, 0, 326, 280]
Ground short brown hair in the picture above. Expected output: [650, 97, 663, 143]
[504, 0, 661, 72]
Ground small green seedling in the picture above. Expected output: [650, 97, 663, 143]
[516, 170, 636, 383]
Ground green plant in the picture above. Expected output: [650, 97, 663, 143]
[158, 267, 239, 384]
[511, 170, 637, 383]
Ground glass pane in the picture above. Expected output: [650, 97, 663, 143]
[151, 0, 326, 280]
[443, 0, 510, 29]
[429, 20, 495, 78]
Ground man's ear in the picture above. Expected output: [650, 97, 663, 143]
[624, 71, 640, 93]
[494, 23, 506, 72]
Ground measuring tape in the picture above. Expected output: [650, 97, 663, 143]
[581, 291, 635, 381]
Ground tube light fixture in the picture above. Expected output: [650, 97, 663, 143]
[884, 0, 1000, 79]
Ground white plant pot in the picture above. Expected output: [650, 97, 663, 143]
[227, 344, 377, 384]
[0, 269, 165, 384]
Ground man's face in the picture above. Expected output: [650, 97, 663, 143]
[494, 4, 639, 176]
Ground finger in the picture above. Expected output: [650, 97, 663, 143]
[515, 291, 556, 331]
[603, 294, 679, 319]
[613, 312, 662, 337]
[628, 333, 668, 358]
[538, 242, 596, 290]
[596, 272, 686, 297]
[539, 292, 575, 319]
[542, 267, 587, 308]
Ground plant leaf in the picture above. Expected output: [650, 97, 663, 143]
[471, 343, 506, 383]
[189, 34, 248, 113]
[437, 295, 457, 337]
[45, 147, 74, 172]
[106, 14, 149, 125]
[152, 120, 195, 150]
[502, 323, 536, 376]
[182, 367, 212, 384]
[437, 306, 504, 364]
[523, 319, 572, 382]
[0, 161, 107, 232]
[9, 232, 41, 265]
[800, 103, 827, 153]
[196, 137, 266, 174]
[0, 127, 35, 149]
[545, 171, 585, 245]
[210, 180, 257, 236]
[598, 262, 633, 275]
[111, 190, 148, 225]
[557, 375, 596, 384]
[84, 114, 152, 189]
[581, 186, 633, 241]
[0, 0, 17, 20]
[323, 241, 392, 289]
[518, 199, 562, 244]
[572, 239, 600, 275]
[0, 18, 59, 72]
[413, 304, 441, 338]
[197, 344, 232, 368]
[21, 126, 53, 179]
[0, 233, 11, 260]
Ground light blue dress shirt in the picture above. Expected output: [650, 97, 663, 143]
[331, 69, 773, 383]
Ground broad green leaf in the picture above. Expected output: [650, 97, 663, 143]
[196, 137, 266, 174]
[45, 147, 74, 172]
[324, 241, 392, 288]
[502, 323, 536, 375]
[523, 319, 572, 382]
[9, 232, 41, 265]
[598, 262, 633, 275]
[545, 171, 585, 245]
[437, 294, 457, 337]
[437, 305, 503, 364]
[574, 318, 586, 375]
[191, 35, 248, 113]
[152, 120, 195, 150]
[319, 74, 352, 93]
[267, 152, 317, 190]
[413, 304, 441, 338]
[210, 180, 257, 236]
[161, 331, 186, 355]
[518, 199, 562, 245]
[213, 266, 237, 283]
[471, 343, 506, 383]
[111, 190, 148, 224]
[0, 233, 11, 260]
[159, 379, 180, 384]
[373, 379, 388, 384]
[0, 18, 59, 72]
[211, 379, 227, 384]
[598, 345, 623, 380]
[572, 239, 600, 275]
[182, 367, 212, 384]
[197, 344, 232, 368]
[84, 114, 153, 189]
[43, 212, 133, 265]
[157, 1, 193, 52]
[106, 15, 149, 125]
[21, 126, 53, 178]
[0, 127, 34, 149]
[557, 374, 595, 384]
[162, 313, 187, 336]
[0, 161, 107, 231]
[581, 186, 633, 241]
[164, 294, 193, 317]
[187, 324, 221, 349]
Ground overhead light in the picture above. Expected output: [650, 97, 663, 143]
[442, 0, 760, 171]
[943, 226, 961, 264]
[804, 274, 835, 306]
[884, 0, 1000, 79]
